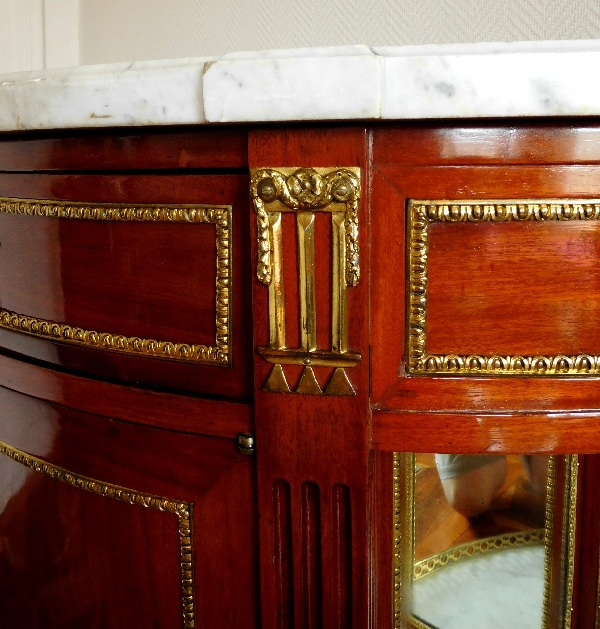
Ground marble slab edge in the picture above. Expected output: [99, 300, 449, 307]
[202, 54, 381, 122]
[381, 51, 600, 119]
[204, 47, 600, 122]
[3, 41, 600, 131]
[0, 58, 212, 132]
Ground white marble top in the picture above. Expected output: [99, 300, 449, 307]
[2, 39, 600, 131]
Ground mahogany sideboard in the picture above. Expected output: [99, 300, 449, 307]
[2, 121, 600, 629]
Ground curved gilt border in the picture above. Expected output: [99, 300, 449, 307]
[410, 616, 438, 629]
[413, 529, 545, 580]
[0, 439, 195, 628]
[408, 199, 600, 376]
[0, 197, 231, 366]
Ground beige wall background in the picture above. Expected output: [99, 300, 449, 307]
[3, 0, 600, 73]
[0, 0, 78, 73]
[79, 0, 600, 64]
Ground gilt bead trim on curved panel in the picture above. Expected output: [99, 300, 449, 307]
[0, 439, 196, 629]
[408, 199, 600, 376]
[0, 197, 232, 366]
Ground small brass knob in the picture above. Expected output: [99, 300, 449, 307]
[237, 433, 255, 456]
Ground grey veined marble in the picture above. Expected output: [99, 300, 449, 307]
[2, 39, 600, 131]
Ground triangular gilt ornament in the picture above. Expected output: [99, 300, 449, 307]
[295, 366, 322, 395]
[324, 367, 355, 396]
[263, 364, 291, 393]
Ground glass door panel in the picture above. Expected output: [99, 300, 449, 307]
[393, 453, 578, 629]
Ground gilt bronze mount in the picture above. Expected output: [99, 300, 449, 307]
[250, 167, 361, 395]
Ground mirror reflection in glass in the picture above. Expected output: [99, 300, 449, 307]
[411, 454, 551, 629]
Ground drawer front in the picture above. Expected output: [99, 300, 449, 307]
[371, 140, 600, 414]
[0, 173, 251, 399]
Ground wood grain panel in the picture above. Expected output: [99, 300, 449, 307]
[0, 127, 248, 171]
[0, 351, 251, 438]
[373, 123, 600, 166]
[426, 219, 600, 356]
[372, 410, 600, 454]
[377, 375, 600, 414]
[273, 479, 294, 629]
[371, 451, 395, 629]
[370, 171, 407, 404]
[301, 481, 323, 629]
[376, 164, 600, 199]
[331, 483, 352, 629]
[573, 455, 600, 629]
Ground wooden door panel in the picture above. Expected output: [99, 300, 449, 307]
[0, 463, 183, 629]
[0, 384, 257, 629]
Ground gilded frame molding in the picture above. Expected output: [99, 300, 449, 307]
[393, 452, 578, 629]
[0, 197, 232, 366]
[408, 199, 600, 376]
[0, 439, 195, 628]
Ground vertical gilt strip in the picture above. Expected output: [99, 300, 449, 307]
[563, 455, 579, 629]
[269, 212, 286, 349]
[393, 453, 402, 629]
[331, 213, 348, 354]
[297, 212, 317, 352]
[393, 453, 414, 629]
[542, 456, 555, 629]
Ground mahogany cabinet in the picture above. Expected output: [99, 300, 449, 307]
[1, 122, 600, 628]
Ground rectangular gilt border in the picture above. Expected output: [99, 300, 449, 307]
[408, 199, 600, 376]
[0, 197, 232, 366]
